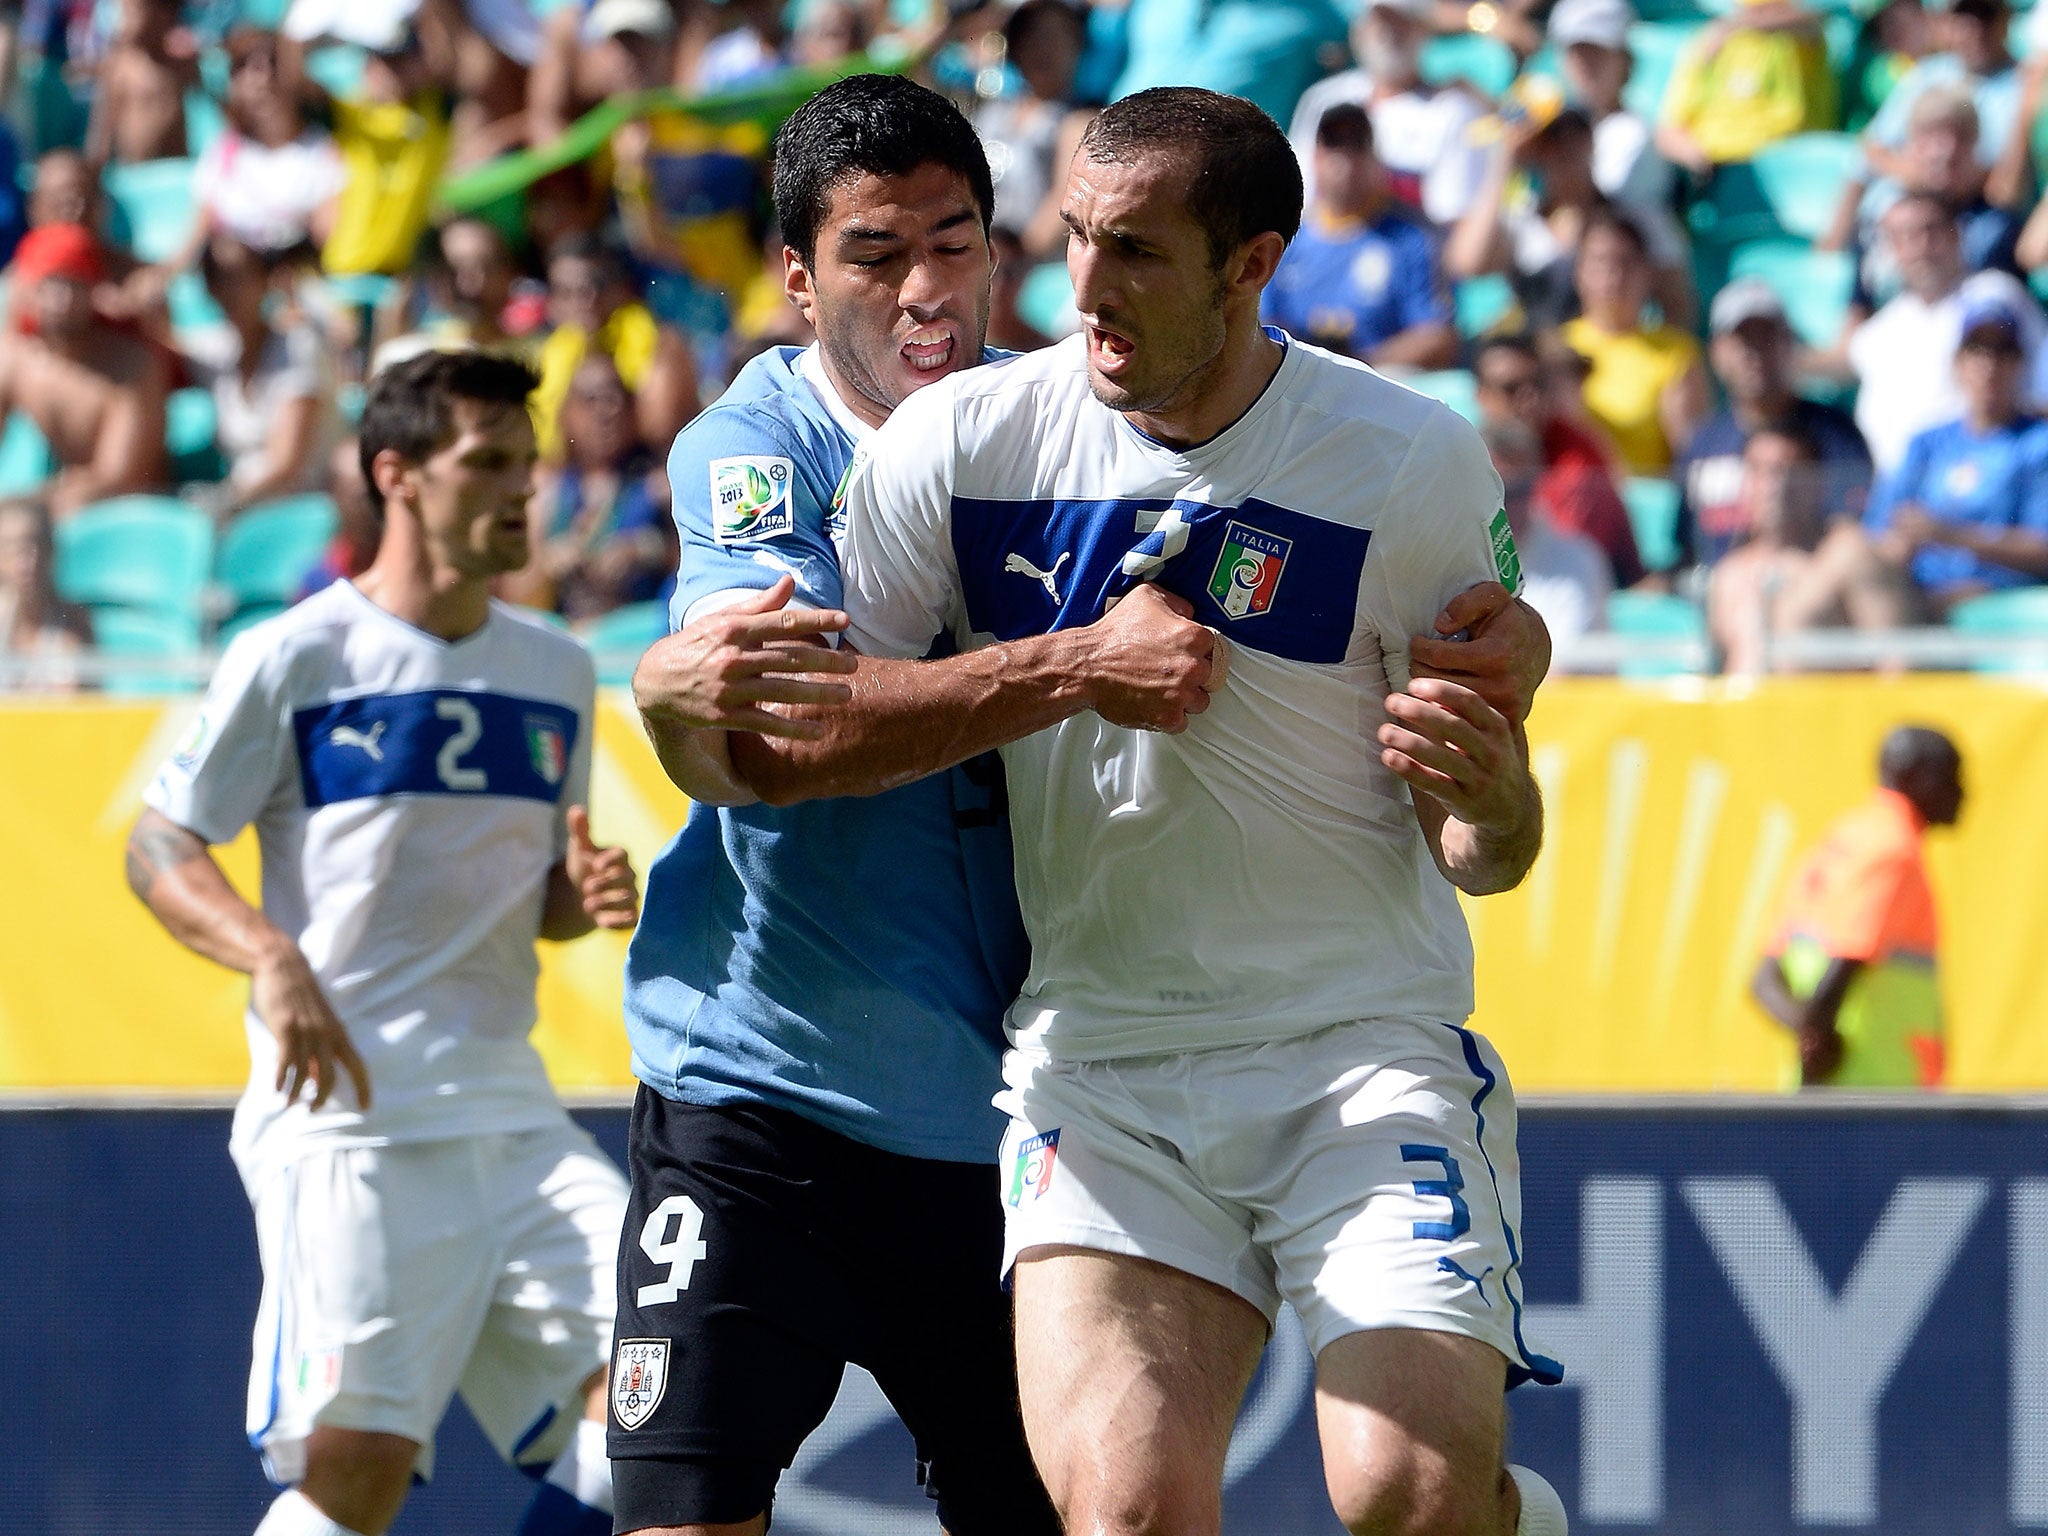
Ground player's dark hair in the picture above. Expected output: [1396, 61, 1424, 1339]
[773, 74, 994, 268]
[1079, 87, 1302, 266]
[1315, 102, 1373, 154]
[357, 349, 539, 506]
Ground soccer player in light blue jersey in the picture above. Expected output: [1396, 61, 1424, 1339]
[619, 74, 1548, 1536]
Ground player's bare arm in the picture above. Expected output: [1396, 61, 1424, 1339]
[1409, 582, 1553, 729]
[729, 582, 1226, 806]
[1380, 678, 1545, 896]
[634, 576, 861, 805]
[124, 805, 371, 1110]
[540, 804, 643, 940]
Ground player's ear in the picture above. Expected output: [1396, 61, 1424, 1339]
[1231, 231, 1289, 302]
[368, 446, 416, 512]
[783, 247, 816, 324]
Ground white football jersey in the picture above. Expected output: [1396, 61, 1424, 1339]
[145, 580, 595, 1175]
[835, 334, 1516, 1061]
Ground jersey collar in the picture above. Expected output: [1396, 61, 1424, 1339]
[797, 344, 878, 446]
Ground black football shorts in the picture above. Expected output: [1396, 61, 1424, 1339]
[608, 1087, 1058, 1534]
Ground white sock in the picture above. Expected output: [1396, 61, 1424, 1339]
[544, 1417, 615, 1514]
[253, 1488, 372, 1536]
[1510, 1464, 1569, 1536]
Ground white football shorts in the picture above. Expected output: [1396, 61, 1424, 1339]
[995, 1017, 1561, 1385]
[244, 1117, 628, 1483]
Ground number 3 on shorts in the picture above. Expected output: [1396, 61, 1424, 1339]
[636, 1194, 709, 1305]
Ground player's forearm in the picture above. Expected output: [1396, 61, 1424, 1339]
[124, 808, 298, 975]
[640, 712, 760, 807]
[1426, 769, 1544, 896]
[731, 633, 1098, 806]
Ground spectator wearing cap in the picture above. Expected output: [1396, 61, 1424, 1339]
[1706, 422, 1840, 673]
[312, 20, 457, 279]
[1448, 97, 1693, 332]
[1482, 418, 1614, 645]
[1842, 190, 2043, 473]
[1548, 0, 1676, 208]
[974, 1, 1095, 262]
[1798, 296, 2048, 627]
[1264, 104, 1457, 370]
[1653, 0, 1837, 175]
[1864, 0, 2023, 201]
[0, 223, 169, 518]
[1475, 333, 1646, 585]
[1676, 278, 1872, 568]
[1288, 0, 1490, 227]
[1823, 84, 2024, 312]
[1562, 206, 1712, 474]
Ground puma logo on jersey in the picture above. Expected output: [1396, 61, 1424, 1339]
[329, 722, 386, 761]
[1004, 550, 1070, 603]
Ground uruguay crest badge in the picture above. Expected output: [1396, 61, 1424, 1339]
[1208, 522, 1290, 620]
[612, 1338, 671, 1431]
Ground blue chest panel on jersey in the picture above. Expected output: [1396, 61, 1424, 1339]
[950, 495, 1372, 664]
[293, 689, 579, 808]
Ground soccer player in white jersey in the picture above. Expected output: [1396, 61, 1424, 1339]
[124, 350, 642, 1536]
[828, 89, 1568, 1536]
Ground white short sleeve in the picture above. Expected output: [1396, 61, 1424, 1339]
[142, 629, 293, 844]
[831, 379, 965, 659]
[1359, 405, 1512, 693]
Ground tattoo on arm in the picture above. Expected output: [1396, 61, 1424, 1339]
[125, 815, 207, 900]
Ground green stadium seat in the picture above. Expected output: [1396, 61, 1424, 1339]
[581, 600, 670, 686]
[185, 87, 224, 158]
[165, 387, 225, 484]
[1420, 34, 1519, 98]
[102, 159, 198, 264]
[1946, 586, 2048, 672]
[1727, 241, 1856, 348]
[1623, 20, 1706, 124]
[1455, 273, 1519, 338]
[0, 411, 56, 497]
[1404, 369, 1482, 423]
[1605, 588, 1707, 676]
[1017, 261, 1075, 339]
[215, 494, 338, 615]
[89, 606, 205, 695]
[304, 45, 368, 99]
[215, 603, 286, 646]
[54, 496, 213, 622]
[1620, 476, 1683, 574]
[1749, 133, 1864, 243]
[167, 270, 227, 336]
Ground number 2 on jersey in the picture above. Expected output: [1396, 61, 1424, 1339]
[434, 697, 487, 790]
[636, 1194, 709, 1305]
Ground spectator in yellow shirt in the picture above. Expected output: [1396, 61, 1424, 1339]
[317, 23, 454, 278]
[531, 234, 699, 461]
[1562, 207, 1712, 473]
[1655, 0, 1837, 172]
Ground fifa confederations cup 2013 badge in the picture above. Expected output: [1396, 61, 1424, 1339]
[710, 455, 795, 544]
[611, 1338, 670, 1431]
[1208, 521, 1291, 620]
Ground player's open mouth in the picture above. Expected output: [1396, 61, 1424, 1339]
[901, 326, 956, 372]
[1089, 325, 1134, 372]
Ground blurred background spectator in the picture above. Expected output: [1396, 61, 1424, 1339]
[974, 0, 1094, 261]
[1483, 415, 1614, 643]
[0, 498, 92, 689]
[1705, 421, 1837, 671]
[1653, 0, 1836, 176]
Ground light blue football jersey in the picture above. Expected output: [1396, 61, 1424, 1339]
[624, 345, 1028, 1163]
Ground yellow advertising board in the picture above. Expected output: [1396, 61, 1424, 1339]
[4, 675, 2045, 1095]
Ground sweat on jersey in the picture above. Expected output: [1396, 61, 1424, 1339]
[835, 332, 1517, 1063]
[621, 344, 1029, 1164]
[143, 580, 594, 1179]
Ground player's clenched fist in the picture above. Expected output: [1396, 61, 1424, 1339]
[1081, 581, 1230, 733]
[252, 941, 371, 1112]
[566, 805, 641, 930]
[633, 575, 859, 740]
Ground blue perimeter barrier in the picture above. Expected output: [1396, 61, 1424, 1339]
[4, 1101, 2045, 1534]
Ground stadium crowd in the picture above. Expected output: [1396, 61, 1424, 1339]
[5, 0, 2048, 685]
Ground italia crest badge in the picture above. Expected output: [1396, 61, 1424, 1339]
[612, 1338, 671, 1431]
[1007, 1128, 1060, 1207]
[711, 455, 795, 543]
[525, 716, 567, 786]
[1208, 522, 1290, 620]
